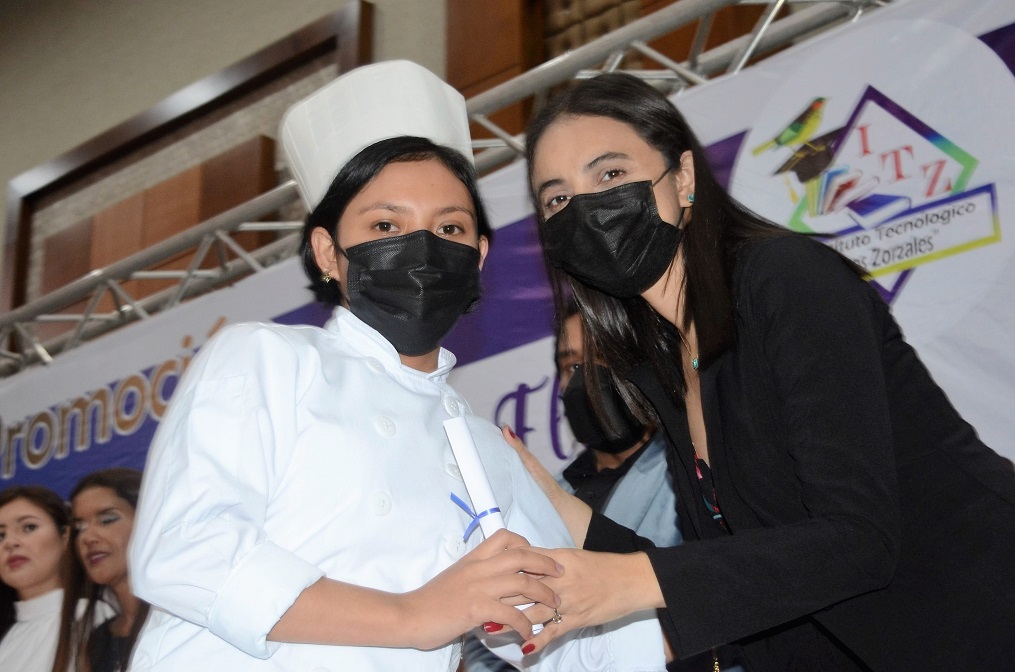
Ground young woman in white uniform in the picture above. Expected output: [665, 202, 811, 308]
[127, 61, 666, 672]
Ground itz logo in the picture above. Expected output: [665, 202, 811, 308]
[751, 85, 1000, 304]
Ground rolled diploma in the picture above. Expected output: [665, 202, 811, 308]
[444, 416, 506, 536]
[443, 416, 543, 635]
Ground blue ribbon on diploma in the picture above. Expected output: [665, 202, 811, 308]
[450, 492, 501, 541]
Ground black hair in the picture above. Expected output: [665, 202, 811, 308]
[69, 468, 141, 508]
[59, 468, 149, 672]
[0, 485, 74, 669]
[553, 297, 581, 375]
[525, 73, 796, 419]
[299, 136, 494, 306]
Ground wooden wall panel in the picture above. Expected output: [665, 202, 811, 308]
[446, 0, 542, 138]
[38, 218, 93, 340]
[447, 0, 527, 88]
[91, 193, 144, 267]
[199, 136, 277, 254]
[41, 220, 92, 296]
[139, 166, 203, 298]
[143, 167, 203, 247]
[91, 192, 145, 312]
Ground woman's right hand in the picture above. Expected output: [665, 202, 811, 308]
[398, 528, 563, 649]
[502, 426, 593, 546]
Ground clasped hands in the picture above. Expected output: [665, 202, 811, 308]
[469, 535, 651, 656]
[405, 526, 630, 657]
[398, 528, 560, 650]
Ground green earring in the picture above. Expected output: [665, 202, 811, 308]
[687, 193, 695, 204]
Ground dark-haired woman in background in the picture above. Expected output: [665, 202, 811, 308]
[60, 468, 148, 672]
[0, 485, 77, 672]
[127, 61, 665, 671]
[506, 73, 1015, 671]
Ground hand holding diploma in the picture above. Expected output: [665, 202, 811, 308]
[444, 418, 553, 636]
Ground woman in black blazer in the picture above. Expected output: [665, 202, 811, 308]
[508, 73, 1015, 671]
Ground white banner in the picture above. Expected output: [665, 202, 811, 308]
[676, 0, 1015, 456]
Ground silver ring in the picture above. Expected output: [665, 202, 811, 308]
[551, 609, 563, 624]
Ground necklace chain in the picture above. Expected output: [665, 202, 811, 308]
[678, 333, 699, 371]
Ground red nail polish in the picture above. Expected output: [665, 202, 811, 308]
[505, 425, 517, 439]
[483, 622, 503, 633]
[522, 643, 536, 655]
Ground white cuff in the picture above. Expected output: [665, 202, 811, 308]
[208, 541, 325, 658]
[591, 609, 668, 671]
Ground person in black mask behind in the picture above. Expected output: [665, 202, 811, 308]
[554, 300, 681, 543]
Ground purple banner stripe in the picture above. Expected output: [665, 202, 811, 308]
[443, 215, 555, 366]
[980, 21, 1015, 75]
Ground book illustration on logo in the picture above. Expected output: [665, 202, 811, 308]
[830, 176, 879, 215]
[816, 165, 848, 216]
[846, 193, 912, 229]
[824, 172, 879, 216]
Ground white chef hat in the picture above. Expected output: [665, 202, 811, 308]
[279, 60, 473, 210]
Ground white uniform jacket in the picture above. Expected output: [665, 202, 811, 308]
[129, 307, 665, 671]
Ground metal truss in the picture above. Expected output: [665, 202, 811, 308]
[0, 0, 892, 377]
[0, 184, 303, 376]
[468, 0, 891, 173]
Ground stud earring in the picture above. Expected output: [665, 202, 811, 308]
[321, 272, 332, 283]
[687, 193, 695, 204]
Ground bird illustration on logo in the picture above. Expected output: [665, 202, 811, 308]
[751, 97, 827, 156]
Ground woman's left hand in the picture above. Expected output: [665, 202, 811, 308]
[502, 426, 593, 546]
[514, 547, 665, 655]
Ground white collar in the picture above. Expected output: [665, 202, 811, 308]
[324, 307, 458, 380]
[14, 588, 63, 622]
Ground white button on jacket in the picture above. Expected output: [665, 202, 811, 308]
[129, 307, 665, 671]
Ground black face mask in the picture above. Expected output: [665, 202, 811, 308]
[561, 363, 645, 455]
[542, 179, 683, 298]
[344, 230, 482, 356]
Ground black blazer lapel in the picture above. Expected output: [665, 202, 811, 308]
[625, 362, 705, 540]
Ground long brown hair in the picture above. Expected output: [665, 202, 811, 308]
[59, 469, 149, 672]
[0, 485, 75, 670]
